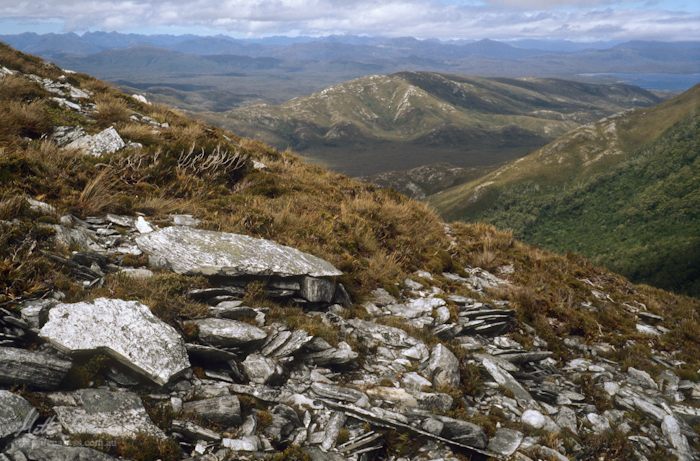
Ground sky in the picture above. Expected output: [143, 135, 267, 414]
[0, 0, 699, 41]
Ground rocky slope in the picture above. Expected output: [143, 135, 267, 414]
[209, 72, 660, 176]
[431, 85, 700, 297]
[1, 44, 700, 461]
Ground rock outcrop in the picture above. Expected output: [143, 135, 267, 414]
[39, 298, 190, 386]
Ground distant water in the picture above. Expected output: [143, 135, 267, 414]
[578, 73, 700, 91]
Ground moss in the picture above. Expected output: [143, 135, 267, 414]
[577, 429, 636, 460]
[62, 354, 113, 388]
[268, 446, 311, 461]
[71, 434, 181, 461]
[257, 409, 273, 429]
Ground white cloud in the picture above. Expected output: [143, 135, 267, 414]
[0, 0, 697, 40]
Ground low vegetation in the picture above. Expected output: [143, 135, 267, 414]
[432, 85, 700, 296]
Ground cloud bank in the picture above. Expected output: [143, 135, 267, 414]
[0, 0, 698, 40]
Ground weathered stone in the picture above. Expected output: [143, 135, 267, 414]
[436, 416, 488, 449]
[264, 404, 301, 443]
[415, 392, 454, 412]
[627, 367, 659, 390]
[172, 419, 221, 442]
[50, 389, 165, 438]
[300, 276, 336, 303]
[117, 267, 154, 279]
[370, 288, 396, 307]
[464, 266, 510, 291]
[185, 318, 267, 347]
[426, 344, 460, 388]
[39, 298, 190, 386]
[136, 226, 342, 277]
[0, 391, 35, 440]
[487, 428, 523, 456]
[332, 283, 352, 307]
[302, 341, 358, 366]
[522, 409, 546, 430]
[480, 355, 533, 402]
[171, 214, 200, 226]
[19, 299, 57, 330]
[347, 319, 421, 349]
[0, 347, 71, 390]
[310, 383, 368, 405]
[556, 406, 578, 434]
[182, 395, 242, 427]
[262, 330, 313, 359]
[65, 126, 125, 157]
[662, 415, 693, 461]
[222, 435, 260, 451]
[402, 372, 432, 391]
[185, 343, 239, 362]
[2, 434, 119, 461]
[242, 354, 283, 384]
[587, 413, 611, 433]
[321, 411, 347, 451]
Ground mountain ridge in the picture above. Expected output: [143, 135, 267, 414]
[211, 71, 661, 176]
[431, 84, 700, 296]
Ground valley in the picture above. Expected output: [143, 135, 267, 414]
[210, 72, 661, 176]
[430, 85, 700, 296]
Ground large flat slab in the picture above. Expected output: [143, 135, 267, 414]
[39, 298, 190, 386]
[136, 226, 342, 277]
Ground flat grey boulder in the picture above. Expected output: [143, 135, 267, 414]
[2, 434, 119, 461]
[182, 395, 242, 427]
[136, 226, 342, 277]
[0, 391, 35, 439]
[39, 298, 190, 386]
[487, 428, 523, 456]
[64, 126, 125, 157]
[426, 344, 461, 388]
[49, 389, 165, 438]
[0, 347, 72, 390]
[185, 318, 267, 347]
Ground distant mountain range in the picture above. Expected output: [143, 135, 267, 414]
[1, 33, 698, 112]
[209, 72, 660, 176]
[430, 85, 700, 296]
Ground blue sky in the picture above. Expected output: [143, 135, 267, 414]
[0, 0, 698, 40]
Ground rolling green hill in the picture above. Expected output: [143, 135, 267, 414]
[431, 85, 700, 295]
[209, 72, 660, 176]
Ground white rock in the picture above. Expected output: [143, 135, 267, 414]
[662, 414, 693, 460]
[252, 160, 268, 170]
[402, 372, 433, 391]
[0, 391, 36, 439]
[39, 298, 190, 386]
[64, 126, 125, 157]
[117, 267, 154, 279]
[135, 216, 154, 234]
[51, 389, 165, 438]
[222, 436, 260, 451]
[586, 413, 610, 433]
[136, 226, 342, 277]
[186, 318, 267, 347]
[426, 344, 460, 388]
[480, 355, 533, 402]
[522, 409, 546, 430]
[131, 94, 150, 104]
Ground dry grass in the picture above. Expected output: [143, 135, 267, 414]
[94, 94, 132, 125]
[0, 74, 47, 101]
[0, 100, 52, 143]
[87, 272, 209, 327]
[75, 168, 119, 216]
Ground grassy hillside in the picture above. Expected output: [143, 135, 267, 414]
[3, 44, 700, 461]
[431, 85, 700, 296]
[209, 72, 660, 176]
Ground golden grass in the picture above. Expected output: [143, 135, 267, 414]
[94, 94, 132, 125]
